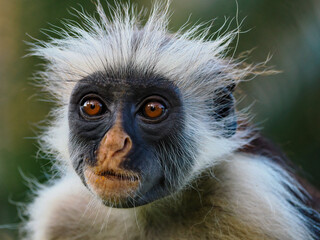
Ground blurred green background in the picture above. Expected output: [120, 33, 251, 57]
[0, 0, 319, 239]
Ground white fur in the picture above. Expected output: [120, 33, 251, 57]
[221, 153, 315, 239]
[23, 173, 141, 240]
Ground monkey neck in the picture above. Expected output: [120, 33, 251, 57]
[134, 162, 270, 239]
[136, 171, 217, 233]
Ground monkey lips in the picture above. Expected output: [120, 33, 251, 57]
[84, 167, 140, 204]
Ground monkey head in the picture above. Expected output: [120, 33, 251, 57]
[34, 3, 246, 209]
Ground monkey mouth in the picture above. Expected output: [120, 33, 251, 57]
[84, 167, 140, 202]
[95, 169, 140, 182]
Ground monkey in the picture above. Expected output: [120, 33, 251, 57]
[20, 1, 320, 240]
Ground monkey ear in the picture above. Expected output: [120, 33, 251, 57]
[212, 84, 237, 137]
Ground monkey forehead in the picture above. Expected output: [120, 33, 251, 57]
[69, 71, 183, 109]
[30, 2, 247, 102]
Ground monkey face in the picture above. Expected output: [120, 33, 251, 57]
[68, 72, 196, 208]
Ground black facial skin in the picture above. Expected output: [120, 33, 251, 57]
[68, 71, 237, 208]
[68, 71, 194, 207]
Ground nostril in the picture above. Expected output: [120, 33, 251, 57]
[112, 136, 132, 157]
[122, 137, 132, 153]
[123, 137, 129, 149]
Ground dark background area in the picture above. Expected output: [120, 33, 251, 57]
[0, 0, 319, 239]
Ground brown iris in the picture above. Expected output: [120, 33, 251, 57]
[82, 99, 103, 116]
[143, 101, 165, 119]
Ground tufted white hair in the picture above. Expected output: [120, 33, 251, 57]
[27, 0, 256, 176]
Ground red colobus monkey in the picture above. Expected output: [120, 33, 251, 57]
[22, 1, 320, 239]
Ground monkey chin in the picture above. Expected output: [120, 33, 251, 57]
[84, 168, 140, 208]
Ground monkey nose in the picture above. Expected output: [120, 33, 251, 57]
[101, 125, 133, 160]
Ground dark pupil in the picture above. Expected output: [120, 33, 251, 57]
[90, 103, 96, 109]
[150, 106, 156, 111]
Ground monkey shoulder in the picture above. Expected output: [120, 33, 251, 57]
[213, 152, 320, 240]
[22, 175, 140, 240]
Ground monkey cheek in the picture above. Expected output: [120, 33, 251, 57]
[83, 168, 140, 205]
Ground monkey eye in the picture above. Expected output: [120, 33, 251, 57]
[144, 102, 165, 118]
[80, 95, 107, 119]
[138, 96, 168, 123]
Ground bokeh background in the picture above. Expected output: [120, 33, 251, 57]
[0, 0, 319, 239]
